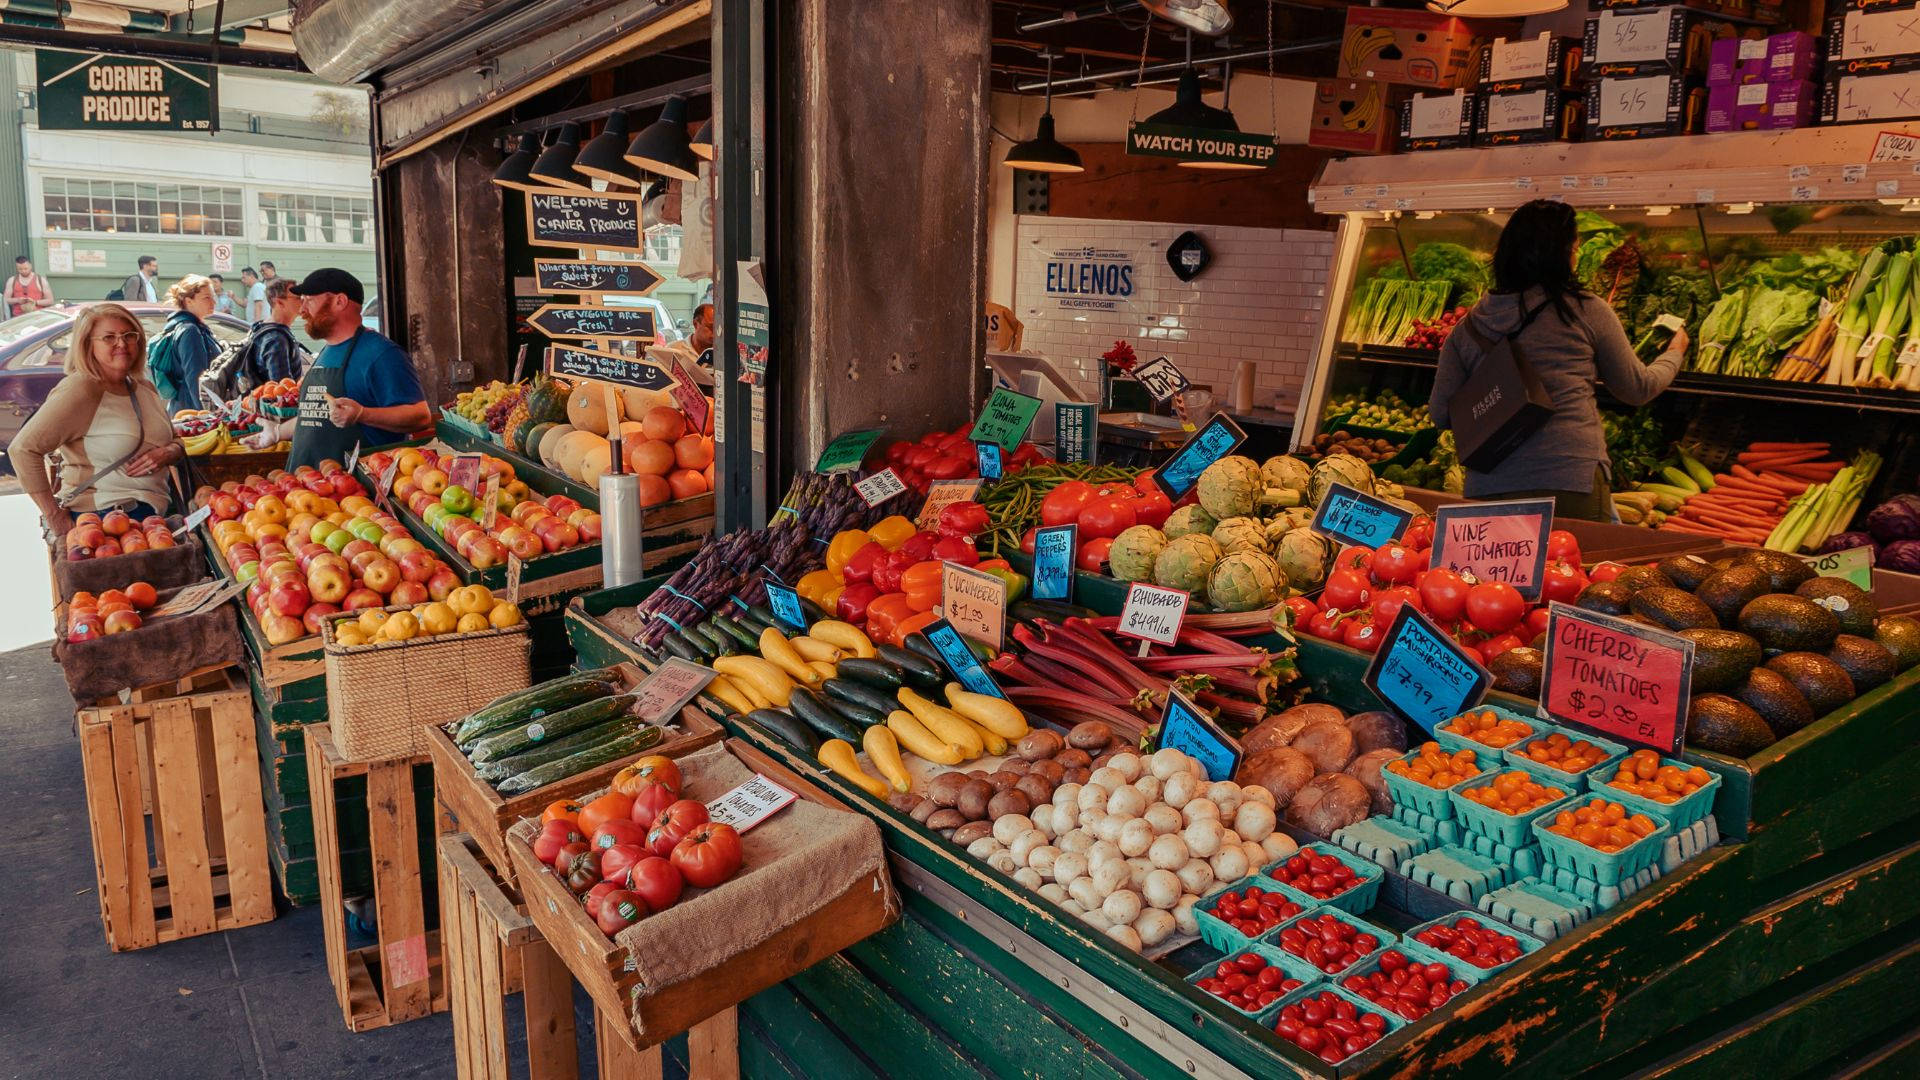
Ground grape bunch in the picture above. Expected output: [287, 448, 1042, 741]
[483, 384, 530, 433]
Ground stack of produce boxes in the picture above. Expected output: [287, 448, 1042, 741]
[1473, 32, 1584, 147]
[1314, 7, 1492, 155]
[1706, 31, 1821, 131]
[1821, 1, 1920, 126]
[1583, 3, 1737, 140]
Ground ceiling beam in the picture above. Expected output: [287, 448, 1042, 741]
[169, 0, 290, 32]
[0, 22, 303, 70]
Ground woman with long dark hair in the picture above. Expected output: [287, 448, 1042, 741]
[1428, 200, 1687, 521]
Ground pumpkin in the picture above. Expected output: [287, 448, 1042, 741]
[565, 381, 623, 435]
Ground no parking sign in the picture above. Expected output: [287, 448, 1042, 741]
[211, 242, 234, 273]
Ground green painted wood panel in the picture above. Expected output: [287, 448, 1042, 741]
[738, 979, 882, 1080]
[783, 953, 988, 1080]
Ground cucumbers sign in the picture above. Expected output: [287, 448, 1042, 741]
[36, 50, 214, 132]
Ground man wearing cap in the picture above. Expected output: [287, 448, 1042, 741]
[244, 269, 428, 469]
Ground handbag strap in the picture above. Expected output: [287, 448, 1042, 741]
[1456, 297, 1552, 367]
[57, 377, 149, 508]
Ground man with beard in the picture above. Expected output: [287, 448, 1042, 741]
[243, 269, 427, 468]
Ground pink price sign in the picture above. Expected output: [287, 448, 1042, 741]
[1430, 498, 1556, 601]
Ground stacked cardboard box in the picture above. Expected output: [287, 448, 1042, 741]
[1821, 2, 1920, 125]
[1705, 32, 1820, 131]
[1584, 6, 1733, 140]
[1318, 8, 1497, 154]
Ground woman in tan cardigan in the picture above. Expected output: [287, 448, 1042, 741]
[14, 303, 184, 535]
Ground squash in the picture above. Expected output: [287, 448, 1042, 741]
[524, 422, 557, 461]
[552, 429, 608, 481]
[537, 424, 576, 471]
[565, 381, 623, 435]
[524, 376, 570, 424]
[577, 443, 614, 486]
[504, 407, 536, 453]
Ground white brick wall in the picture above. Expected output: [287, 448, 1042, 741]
[1010, 216, 1335, 414]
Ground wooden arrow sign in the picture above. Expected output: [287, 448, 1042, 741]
[544, 346, 674, 391]
[527, 304, 658, 341]
[534, 259, 664, 296]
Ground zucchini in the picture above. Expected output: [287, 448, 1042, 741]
[662, 629, 710, 663]
[452, 668, 625, 745]
[877, 644, 945, 689]
[836, 656, 905, 691]
[732, 606, 773, 634]
[901, 632, 944, 669]
[496, 726, 664, 795]
[798, 596, 831, 624]
[747, 708, 820, 755]
[688, 621, 737, 656]
[475, 719, 633, 782]
[824, 677, 899, 718]
[746, 603, 780, 629]
[788, 688, 863, 744]
[711, 616, 760, 650]
[822, 693, 887, 730]
[468, 693, 637, 763]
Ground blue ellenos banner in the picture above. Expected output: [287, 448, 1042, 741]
[1043, 245, 1135, 312]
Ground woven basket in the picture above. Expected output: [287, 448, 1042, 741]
[322, 605, 531, 762]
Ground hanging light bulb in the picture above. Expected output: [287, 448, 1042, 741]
[491, 133, 541, 191]
[528, 122, 588, 189]
[1006, 50, 1084, 174]
[574, 113, 643, 186]
[690, 117, 714, 161]
[625, 96, 700, 182]
[1145, 65, 1262, 172]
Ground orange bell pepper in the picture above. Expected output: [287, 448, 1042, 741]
[864, 592, 917, 646]
[795, 568, 841, 606]
[895, 609, 940, 642]
[867, 515, 917, 551]
[825, 529, 870, 576]
[901, 560, 945, 612]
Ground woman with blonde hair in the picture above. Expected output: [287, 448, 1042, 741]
[14, 303, 182, 534]
[147, 273, 222, 413]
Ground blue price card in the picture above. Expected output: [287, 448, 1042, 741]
[1153, 413, 1247, 499]
[1310, 481, 1416, 549]
[764, 583, 807, 631]
[976, 440, 1003, 480]
[922, 618, 1006, 699]
[1032, 524, 1077, 602]
[1158, 690, 1242, 782]
[1054, 402, 1097, 465]
[1363, 605, 1491, 734]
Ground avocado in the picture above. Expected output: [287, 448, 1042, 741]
[1694, 566, 1773, 627]
[1827, 634, 1898, 694]
[1575, 581, 1635, 616]
[1874, 615, 1920, 671]
[1678, 628, 1764, 693]
[1487, 647, 1545, 697]
[1686, 694, 1778, 757]
[1732, 549, 1817, 593]
[1737, 595, 1841, 653]
[1793, 577, 1878, 637]
[1530, 631, 1548, 651]
[1657, 554, 1719, 592]
[1613, 565, 1674, 594]
[1763, 653, 1856, 719]
[1731, 667, 1816, 739]
[1628, 587, 1721, 632]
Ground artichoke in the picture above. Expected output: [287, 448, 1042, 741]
[1211, 516, 1270, 557]
[1207, 552, 1286, 612]
[1197, 456, 1265, 519]
[1108, 525, 1169, 583]
[1261, 454, 1313, 495]
[1274, 527, 1333, 589]
[1163, 504, 1219, 540]
[1154, 534, 1223, 593]
[1266, 507, 1315, 536]
[1309, 453, 1376, 507]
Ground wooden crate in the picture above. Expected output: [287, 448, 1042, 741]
[305, 722, 449, 1031]
[76, 666, 276, 951]
[427, 668, 724, 880]
[198, 522, 328, 688]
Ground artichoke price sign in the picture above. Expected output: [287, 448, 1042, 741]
[1158, 690, 1242, 783]
[1430, 498, 1556, 601]
[1153, 413, 1247, 500]
[1540, 603, 1694, 754]
[1363, 605, 1490, 735]
[1310, 482, 1415, 549]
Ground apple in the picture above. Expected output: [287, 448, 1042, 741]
[340, 538, 376, 561]
[576, 513, 603, 543]
[467, 536, 507, 570]
[303, 475, 332, 496]
[426, 568, 461, 602]
[362, 451, 394, 477]
[315, 458, 341, 476]
[349, 550, 384, 577]
[237, 489, 262, 511]
[331, 475, 364, 499]
[104, 609, 143, 634]
[533, 518, 579, 551]
[255, 495, 288, 524]
[423, 504, 451, 534]
[390, 580, 429, 607]
[512, 502, 552, 528]
[268, 577, 311, 618]
[497, 525, 544, 561]
[350, 519, 386, 544]
[398, 550, 438, 585]
[395, 476, 420, 503]
[67, 613, 105, 642]
[361, 557, 401, 595]
[309, 520, 339, 544]
[321, 530, 354, 556]
[101, 509, 132, 536]
[341, 588, 384, 612]
[302, 602, 341, 636]
[235, 560, 261, 585]
[386, 537, 425, 560]
[211, 493, 243, 520]
[228, 541, 259, 564]
[260, 611, 305, 645]
[416, 468, 448, 496]
[307, 561, 351, 603]
[546, 495, 582, 519]
[246, 576, 269, 611]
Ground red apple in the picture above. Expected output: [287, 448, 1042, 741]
[103, 609, 143, 634]
[307, 561, 350, 603]
[575, 513, 603, 543]
[340, 538, 376, 560]
[395, 477, 420, 503]
[267, 577, 311, 618]
[349, 550, 384, 576]
[497, 525, 544, 561]
[398, 550, 437, 584]
[67, 612, 105, 641]
[302, 602, 340, 636]
[331, 475, 364, 499]
[362, 452, 394, 477]
[390, 580, 429, 606]
[361, 557, 401, 595]
[533, 518, 579, 551]
[467, 536, 507, 570]
[426, 568, 460, 601]
[93, 539, 121, 558]
[260, 611, 305, 645]
[341, 588, 384, 611]
[546, 494, 582, 519]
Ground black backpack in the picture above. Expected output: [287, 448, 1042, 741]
[199, 323, 284, 403]
[105, 288, 124, 301]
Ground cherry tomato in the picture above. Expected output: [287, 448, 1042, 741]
[1370, 585, 1419, 627]
[1342, 615, 1382, 653]
[1545, 530, 1581, 565]
[1465, 581, 1526, 634]
[1334, 546, 1373, 574]
[1418, 568, 1471, 622]
[1369, 542, 1421, 586]
[1539, 560, 1589, 605]
[1076, 495, 1138, 540]
[1323, 568, 1373, 610]
[1077, 537, 1114, 573]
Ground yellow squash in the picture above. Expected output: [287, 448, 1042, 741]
[818, 739, 889, 799]
[759, 626, 824, 686]
[944, 683, 1030, 739]
[897, 687, 984, 758]
[862, 724, 912, 792]
[885, 709, 963, 765]
[806, 619, 875, 658]
[713, 655, 794, 707]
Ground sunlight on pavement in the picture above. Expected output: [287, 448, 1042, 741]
[0, 490, 56, 652]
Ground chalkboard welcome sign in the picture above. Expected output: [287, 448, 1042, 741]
[526, 190, 645, 253]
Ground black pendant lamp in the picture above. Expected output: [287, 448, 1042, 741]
[574, 112, 642, 186]
[624, 96, 700, 182]
[528, 122, 587, 188]
[690, 117, 714, 161]
[1005, 51, 1083, 174]
[491, 133, 541, 191]
[1152, 66, 1265, 172]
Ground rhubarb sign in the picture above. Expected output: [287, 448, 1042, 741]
[1126, 122, 1274, 168]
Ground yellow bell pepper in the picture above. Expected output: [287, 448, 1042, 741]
[822, 585, 846, 615]
[795, 568, 841, 606]
[825, 529, 870, 576]
[867, 515, 917, 550]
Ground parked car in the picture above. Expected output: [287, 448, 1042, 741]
[0, 304, 251, 473]
[601, 294, 686, 343]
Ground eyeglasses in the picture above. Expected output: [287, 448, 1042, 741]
[92, 332, 141, 345]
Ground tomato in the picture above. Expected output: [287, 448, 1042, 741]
[623, 855, 685, 912]
[1402, 517, 1435, 552]
[1588, 561, 1626, 583]
[1342, 615, 1383, 653]
[1524, 606, 1552, 641]
[1539, 561, 1588, 605]
[1040, 481, 1095, 527]
[1335, 546, 1373, 573]
[923, 454, 973, 480]
[1464, 581, 1526, 634]
[646, 799, 711, 858]
[599, 843, 647, 884]
[1020, 527, 1037, 555]
[1077, 537, 1114, 573]
[592, 819, 647, 851]
[1370, 586, 1419, 627]
[1370, 543, 1421, 586]
[562, 849, 602, 894]
[612, 755, 682, 800]
[671, 822, 745, 888]
[1076, 495, 1138, 540]
[539, 800, 580, 829]
[575, 792, 635, 837]
[1131, 489, 1173, 529]
[1285, 596, 1321, 626]
[532, 819, 584, 866]
[583, 880, 621, 921]
[1322, 568, 1373, 611]
[1477, 633, 1526, 663]
[1545, 530, 1581, 565]
[1307, 607, 1349, 641]
[1134, 471, 1164, 498]
[595, 889, 649, 935]
[1418, 569, 1470, 622]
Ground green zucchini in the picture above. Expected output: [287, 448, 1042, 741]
[732, 606, 773, 633]
[836, 656, 905, 691]
[876, 644, 945, 689]
[746, 603, 780, 628]
[496, 726, 664, 795]
[661, 629, 710, 663]
[798, 597, 830, 624]
[789, 688, 863, 744]
[451, 667, 625, 745]
[747, 708, 819, 755]
[688, 621, 737, 656]
[468, 693, 637, 764]
[821, 693, 886, 730]
[901, 632, 945, 669]
[475, 719, 633, 782]
[711, 616, 760, 650]
[823, 677, 898, 718]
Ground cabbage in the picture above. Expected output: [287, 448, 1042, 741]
[1881, 539, 1920, 574]
[1819, 531, 1876, 555]
[1866, 495, 1920, 543]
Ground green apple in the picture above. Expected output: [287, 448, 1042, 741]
[235, 560, 261, 585]
[323, 528, 355, 555]
[350, 518, 385, 543]
[423, 504, 451, 534]
[441, 484, 475, 515]
[309, 520, 338, 545]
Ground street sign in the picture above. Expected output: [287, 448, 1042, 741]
[525, 190, 645, 252]
[36, 50, 214, 132]
[544, 346, 674, 391]
[533, 259, 664, 296]
[527, 305, 658, 341]
[210, 242, 234, 273]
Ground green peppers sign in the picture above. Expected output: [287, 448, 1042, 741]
[36, 51, 216, 133]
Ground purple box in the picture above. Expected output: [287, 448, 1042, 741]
[1707, 79, 1817, 131]
[1709, 35, 1768, 84]
[1760, 32, 1820, 83]
[1710, 32, 1820, 85]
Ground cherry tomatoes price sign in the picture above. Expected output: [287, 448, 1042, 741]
[1539, 603, 1694, 754]
[1363, 605, 1490, 734]
[1430, 498, 1555, 601]
[1310, 482, 1414, 549]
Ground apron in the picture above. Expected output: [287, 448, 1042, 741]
[288, 330, 362, 471]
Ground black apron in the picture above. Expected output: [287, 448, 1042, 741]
[287, 331, 362, 472]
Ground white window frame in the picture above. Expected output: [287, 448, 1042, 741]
[255, 190, 376, 248]
[38, 174, 247, 240]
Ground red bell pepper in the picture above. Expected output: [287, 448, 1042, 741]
[931, 534, 979, 566]
[900, 530, 940, 561]
[937, 500, 991, 538]
[923, 454, 974, 480]
[872, 549, 916, 593]
[841, 541, 889, 585]
[836, 582, 881, 624]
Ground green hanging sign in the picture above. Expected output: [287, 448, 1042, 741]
[1125, 122, 1273, 168]
[36, 50, 215, 133]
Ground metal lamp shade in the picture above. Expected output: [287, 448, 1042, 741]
[574, 113, 642, 186]
[624, 96, 700, 182]
[690, 117, 714, 161]
[1428, 0, 1565, 14]
[1004, 114, 1083, 173]
[1144, 69, 1265, 172]
[491, 134, 541, 191]
[528, 122, 587, 189]
[1140, 0, 1233, 35]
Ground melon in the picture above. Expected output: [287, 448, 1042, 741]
[577, 444, 615, 487]
[621, 386, 675, 417]
[565, 381, 624, 435]
[552, 429, 605, 480]
[536, 423, 576, 470]
[524, 422, 557, 459]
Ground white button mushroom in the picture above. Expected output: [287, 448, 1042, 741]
[1068, 875, 1105, 911]
[1133, 909, 1176, 948]
[1090, 856, 1130, 898]
[1173, 894, 1201, 935]
[1233, 801, 1278, 843]
[1118, 817, 1156, 857]
[1053, 802, 1081, 833]
[1029, 845, 1060, 877]
[1207, 781, 1244, 818]
[1077, 783, 1110, 813]
[1126, 858, 1155, 890]
[1260, 832, 1299, 863]
[1106, 784, 1148, 820]
[1143, 803, 1184, 836]
[1132, 774, 1164, 804]
[1142, 868, 1183, 911]
[1148, 833, 1190, 871]
[1151, 747, 1191, 780]
[1078, 904, 1113, 931]
[1240, 841, 1270, 872]
[1058, 829, 1095, 855]
[1087, 839, 1123, 866]
[993, 814, 1035, 846]
[1102, 888, 1144, 927]
[1105, 923, 1144, 953]
[1108, 752, 1144, 783]
[966, 836, 1003, 860]
[1089, 767, 1128, 792]
[1094, 814, 1127, 845]
[1161, 771, 1201, 809]
[1242, 784, 1277, 809]
[1182, 818, 1224, 859]
[1176, 858, 1216, 896]
[1209, 844, 1250, 883]
[1013, 867, 1043, 890]
[1029, 804, 1056, 839]
[1010, 829, 1048, 866]
[987, 850, 1018, 875]
[1053, 782, 1083, 810]
[1039, 882, 1067, 903]
[1052, 850, 1089, 888]
[1181, 798, 1221, 827]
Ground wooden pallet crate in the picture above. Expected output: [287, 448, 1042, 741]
[76, 666, 276, 951]
[306, 722, 448, 1031]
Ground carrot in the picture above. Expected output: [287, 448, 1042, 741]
[1777, 463, 1844, 481]
[1684, 506, 1782, 530]
[1737, 450, 1827, 468]
[1754, 473, 1813, 494]
[1730, 464, 1763, 481]
[1656, 521, 1725, 536]
[1711, 477, 1785, 497]
[1747, 442, 1829, 452]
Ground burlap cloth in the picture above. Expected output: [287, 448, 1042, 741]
[509, 741, 888, 1002]
[52, 586, 243, 702]
[51, 529, 206, 601]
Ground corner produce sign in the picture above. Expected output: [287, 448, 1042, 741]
[1153, 414, 1247, 500]
[544, 345, 673, 391]
[1159, 689, 1242, 782]
[532, 259, 663, 296]
[1540, 603, 1694, 755]
[1311, 482, 1415, 549]
[1363, 605, 1490, 734]
[1032, 524, 1077, 602]
[525, 190, 645, 253]
[941, 561, 1007, 650]
[1430, 498, 1556, 601]
[923, 618, 1004, 699]
[815, 427, 885, 474]
[968, 387, 1043, 450]
[36, 50, 214, 132]
[528, 305, 658, 342]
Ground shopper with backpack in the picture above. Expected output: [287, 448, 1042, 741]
[146, 275, 221, 414]
[198, 278, 310, 403]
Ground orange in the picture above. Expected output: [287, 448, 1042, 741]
[636, 474, 672, 508]
[125, 582, 158, 609]
[673, 434, 713, 470]
[540, 800, 581, 828]
[70, 591, 98, 611]
[666, 469, 708, 500]
[626, 439, 676, 477]
[640, 406, 687, 442]
[99, 588, 131, 608]
[575, 792, 635, 837]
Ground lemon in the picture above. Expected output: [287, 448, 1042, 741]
[456, 612, 491, 634]
[383, 611, 420, 641]
[357, 609, 390, 635]
[489, 601, 524, 629]
[421, 602, 457, 635]
[334, 625, 368, 647]
[452, 584, 495, 616]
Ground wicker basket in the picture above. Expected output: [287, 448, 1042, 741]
[322, 605, 531, 762]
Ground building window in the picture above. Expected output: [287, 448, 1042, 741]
[644, 224, 682, 264]
[41, 178, 244, 237]
[259, 192, 373, 246]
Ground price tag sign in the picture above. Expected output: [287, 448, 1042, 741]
[174, 504, 211, 537]
[664, 351, 710, 435]
[975, 441, 1003, 481]
[967, 386, 1043, 450]
[345, 440, 361, 475]
[1797, 545, 1875, 592]
[148, 578, 246, 620]
[923, 617, 1006, 699]
[1153, 414, 1247, 500]
[1055, 402, 1097, 465]
[374, 458, 401, 509]
[1131, 355, 1192, 403]
[940, 561, 1007, 650]
[631, 657, 718, 723]
[1117, 582, 1189, 646]
[1540, 603, 1694, 755]
[446, 453, 483, 496]
[478, 475, 501, 530]
[1311, 482, 1415, 549]
[1363, 605, 1491, 734]
[1158, 689, 1242, 782]
[764, 582, 808, 631]
[1032, 524, 1077, 602]
[854, 468, 908, 507]
[707, 773, 800, 833]
[1429, 498, 1555, 601]
[506, 553, 524, 605]
[815, 427, 886, 474]
[915, 479, 983, 530]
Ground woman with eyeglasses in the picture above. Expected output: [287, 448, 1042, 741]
[14, 303, 183, 535]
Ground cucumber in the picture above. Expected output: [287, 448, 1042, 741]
[475, 718, 634, 782]
[711, 616, 760, 650]
[451, 668, 625, 745]
[876, 644, 945, 689]
[468, 693, 637, 763]
[496, 726, 665, 795]
[747, 708, 820, 755]
[662, 629, 710, 663]
[823, 677, 898, 718]
[788, 688, 863, 744]
[836, 656, 905, 691]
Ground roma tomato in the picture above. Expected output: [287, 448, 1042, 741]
[592, 819, 647, 851]
[1322, 568, 1373, 610]
[1040, 482, 1095, 526]
[1545, 530, 1581, 565]
[1370, 586, 1419, 627]
[1077, 495, 1138, 540]
[1078, 537, 1114, 573]
[1539, 561, 1588, 605]
[595, 889, 649, 936]
[599, 843, 647, 885]
[1465, 581, 1525, 634]
[1370, 543, 1421, 586]
[646, 799, 711, 858]
[671, 822, 745, 888]
[623, 855, 685, 912]
[1342, 616, 1383, 653]
[1419, 569, 1470, 622]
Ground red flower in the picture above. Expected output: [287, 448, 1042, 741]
[1101, 339, 1138, 372]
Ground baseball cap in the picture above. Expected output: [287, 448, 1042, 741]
[289, 268, 364, 305]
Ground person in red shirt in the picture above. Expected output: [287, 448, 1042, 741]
[5, 255, 54, 317]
